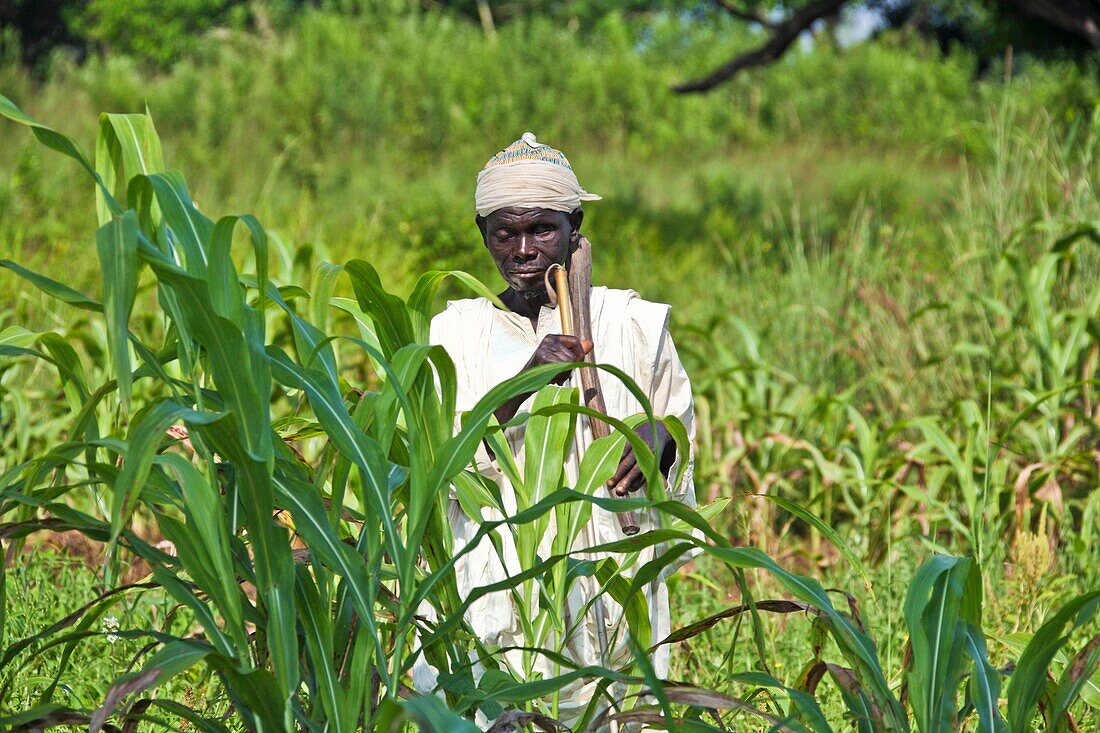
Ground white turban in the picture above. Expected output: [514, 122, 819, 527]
[475, 132, 601, 217]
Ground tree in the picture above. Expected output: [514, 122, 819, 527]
[673, 0, 849, 93]
[673, 0, 1100, 93]
[0, 0, 88, 66]
[1005, 0, 1099, 48]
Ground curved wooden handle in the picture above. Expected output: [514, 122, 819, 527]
[557, 245, 640, 536]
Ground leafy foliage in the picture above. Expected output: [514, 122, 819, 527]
[71, 0, 246, 67]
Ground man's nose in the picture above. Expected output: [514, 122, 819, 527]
[514, 233, 537, 259]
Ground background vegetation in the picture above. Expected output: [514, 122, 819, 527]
[0, 0, 1098, 730]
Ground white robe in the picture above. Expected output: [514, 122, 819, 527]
[426, 286, 696, 720]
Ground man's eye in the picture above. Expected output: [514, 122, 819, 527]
[534, 225, 554, 235]
[495, 231, 513, 240]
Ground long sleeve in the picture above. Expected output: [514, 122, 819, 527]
[623, 294, 696, 509]
[648, 329, 696, 507]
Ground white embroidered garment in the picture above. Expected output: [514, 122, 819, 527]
[426, 286, 696, 719]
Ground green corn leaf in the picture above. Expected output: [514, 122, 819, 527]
[594, 558, 652, 649]
[563, 429, 630, 551]
[0, 345, 89, 405]
[962, 623, 1007, 733]
[407, 269, 504, 341]
[424, 363, 567, 515]
[759, 493, 873, 596]
[0, 93, 121, 213]
[375, 342, 433, 459]
[130, 172, 214, 275]
[209, 217, 247, 327]
[667, 497, 729, 535]
[150, 567, 237, 659]
[157, 514, 232, 632]
[266, 344, 397, 688]
[0, 260, 103, 312]
[209, 214, 270, 324]
[1049, 634, 1100, 731]
[452, 469, 502, 517]
[526, 398, 662, 500]
[661, 412, 692, 493]
[142, 256, 271, 459]
[904, 555, 980, 733]
[96, 210, 140, 409]
[400, 693, 481, 733]
[405, 491, 649, 664]
[523, 386, 577, 506]
[111, 401, 223, 544]
[482, 422, 525, 493]
[1007, 591, 1100, 732]
[195, 414, 299, 700]
[37, 332, 91, 402]
[329, 296, 384, 364]
[311, 261, 345, 333]
[205, 657, 288, 733]
[156, 453, 246, 650]
[517, 386, 577, 577]
[410, 485, 897, 725]
[94, 114, 123, 226]
[345, 259, 415, 359]
[629, 632, 674, 724]
[267, 348, 403, 568]
[294, 566, 352, 733]
[471, 664, 632, 705]
[275, 292, 340, 378]
[273, 472, 378, 633]
[0, 325, 42, 348]
[95, 112, 165, 225]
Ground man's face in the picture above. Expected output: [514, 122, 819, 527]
[478, 207, 583, 296]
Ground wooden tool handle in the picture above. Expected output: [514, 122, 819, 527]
[553, 256, 640, 536]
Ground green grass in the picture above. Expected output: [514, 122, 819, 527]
[3, 551, 231, 724]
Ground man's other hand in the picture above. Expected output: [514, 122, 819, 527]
[524, 335, 593, 385]
[608, 422, 673, 496]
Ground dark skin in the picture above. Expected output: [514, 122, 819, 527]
[476, 206, 676, 495]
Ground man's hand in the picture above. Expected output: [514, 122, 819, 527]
[493, 335, 594, 426]
[524, 335, 593, 384]
[608, 421, 675, 496]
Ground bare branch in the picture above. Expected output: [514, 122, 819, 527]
[713, 0, 777, 28]
[1004, 0, 1100, 49]
[675, 0, 850, 93]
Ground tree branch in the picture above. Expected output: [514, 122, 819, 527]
[675, 0, 850, 93]
[1004, 0, 1100, 49]
[713, 0, 777, 28]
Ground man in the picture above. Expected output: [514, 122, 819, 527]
[427, 133, 695, 722]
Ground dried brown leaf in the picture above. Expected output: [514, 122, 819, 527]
[654, 599, 819, 647]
